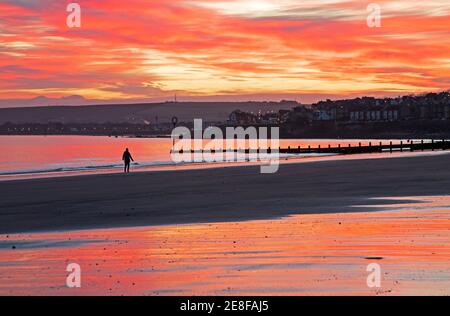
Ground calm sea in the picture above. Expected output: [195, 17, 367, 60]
[0, 135, 423, 180]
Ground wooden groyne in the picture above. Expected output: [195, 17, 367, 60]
[176, 140, 450, 155]
[280, 139, 450, 155]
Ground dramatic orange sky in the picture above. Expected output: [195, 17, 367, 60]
[0, 0, 449, 103]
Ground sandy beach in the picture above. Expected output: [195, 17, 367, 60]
[1, 154, 450, 295]
[0, 153, 450, 234]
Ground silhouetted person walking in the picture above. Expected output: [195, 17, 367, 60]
[122, 148, 134, 173]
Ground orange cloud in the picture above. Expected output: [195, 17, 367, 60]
[0, 0, 449, 101]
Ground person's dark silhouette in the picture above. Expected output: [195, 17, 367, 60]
[122, 148, 134, 173]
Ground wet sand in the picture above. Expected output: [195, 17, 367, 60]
[0, 154, 450, 234]
[0, 155, 449, 295]
[0, 195, 449, 295]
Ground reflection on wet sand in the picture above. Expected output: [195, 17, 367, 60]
[0, 196, 449, 296]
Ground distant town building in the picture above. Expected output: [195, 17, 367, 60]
[228, 110, 257, 126]
[350, 108, 399, 122]
[313, 109, 335, 121]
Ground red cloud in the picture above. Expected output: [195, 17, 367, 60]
[0, 0, 449, 100]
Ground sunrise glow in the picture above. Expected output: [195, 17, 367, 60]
[0, 0, 449, 101]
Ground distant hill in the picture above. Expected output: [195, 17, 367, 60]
[0, 102, 295, 125]
[0, 95, 92, 108]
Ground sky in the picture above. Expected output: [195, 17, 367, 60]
[0, 0, 449, 105]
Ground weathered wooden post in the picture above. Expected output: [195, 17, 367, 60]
[400, 141, 403, 152]
[318, 145, 321, 153]
[432, 139, 435, 151]
[390, 141, 393, 153]
[410, 140, 414, 152]
[308, 145, 311, 153]
[421, 140, 424, 151]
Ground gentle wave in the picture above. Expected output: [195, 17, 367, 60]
[0, 153, 332, 177]
[0, 161, 177, 176]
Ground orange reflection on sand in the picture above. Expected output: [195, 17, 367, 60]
[0, 196, 449, 296]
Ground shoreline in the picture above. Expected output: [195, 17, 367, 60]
[1, 153, 450, 234]
[1, 149, 447, 183]
[1, 131, 450, 139]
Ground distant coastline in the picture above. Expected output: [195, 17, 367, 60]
[1, 91, 449, 139]
[0, 122, 449, 139]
